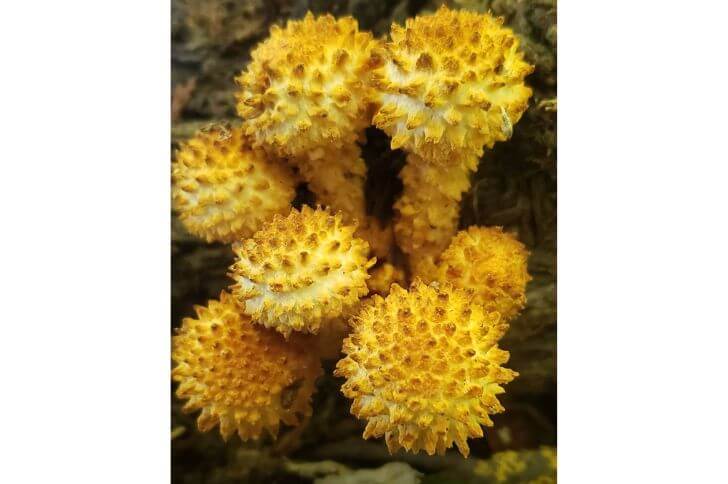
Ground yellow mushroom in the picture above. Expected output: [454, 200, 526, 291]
[433, 226, 531, 322]
[229, 206, 375, 338]
[370, 6, 533, 167]
[394, 151, 485, 278]
[336, 280, 517, 457]
[172, 124, 296, 243]
[235, 13, 381, 158]
[172, 292, 322, 441]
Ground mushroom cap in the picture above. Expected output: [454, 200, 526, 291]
[435, 226, 531, 321]
[172, 292, 322, 441]
[229, 206, 375, 338]
[371, 6, 533, 166]
[336, 280, 518, 457]
[235, 13, 381, 157]
[172, 124, 296, 243]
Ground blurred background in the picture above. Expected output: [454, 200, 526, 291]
[171, 1, 556, 482]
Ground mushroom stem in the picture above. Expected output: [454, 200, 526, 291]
[291, 143, 393, 259]
[394, 153, 479, 279]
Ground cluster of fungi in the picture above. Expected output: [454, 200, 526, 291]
[172, 6, 534, 458]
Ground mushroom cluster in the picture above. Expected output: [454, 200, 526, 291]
[172, 6, 534, 457]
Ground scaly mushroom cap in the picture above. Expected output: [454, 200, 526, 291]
[335, 280, 518, 457]
[172, 292, 322, 441]
[172, 124, 296, 243]
[229, 206, 376, 338]
[435, 226, 531, 321]
[371, 6, 533, 166]
[235, 13, 381, 157]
